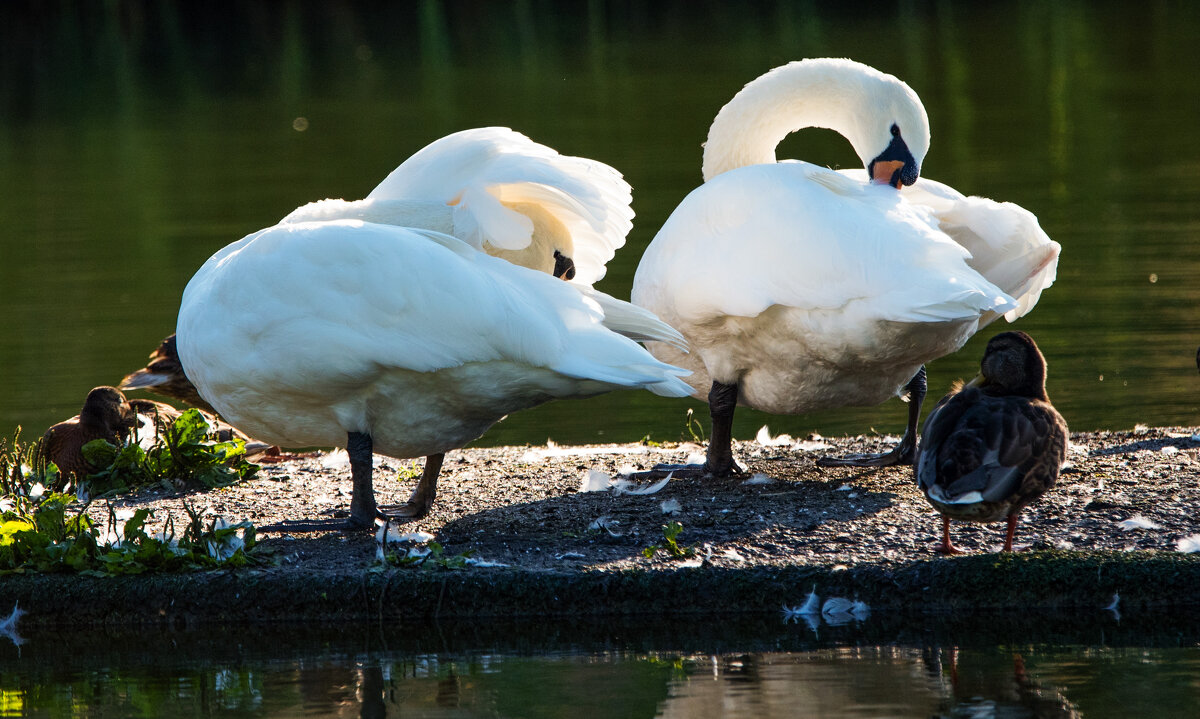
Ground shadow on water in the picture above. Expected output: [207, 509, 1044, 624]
[0, 611, 1198, 717]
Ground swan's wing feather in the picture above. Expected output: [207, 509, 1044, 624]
[179, 221, 690, 405]
[642, 163, 1015, 326]
[575, 286, 688, 352]
[841, 169, 1061, 322]
[365, 127, 633, 285]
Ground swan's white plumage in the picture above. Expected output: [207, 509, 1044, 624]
[177, 220, 690, 459]
[632, 58, 1059, 417]
[289, 127, 634, 286]
[839, 169, 1060, 323]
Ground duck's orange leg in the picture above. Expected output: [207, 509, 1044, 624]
[936, 515, 964, 555]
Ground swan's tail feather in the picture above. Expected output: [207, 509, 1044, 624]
[577, 287, 689, 352]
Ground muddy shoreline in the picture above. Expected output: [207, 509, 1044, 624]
[4, 426, 1200, 626]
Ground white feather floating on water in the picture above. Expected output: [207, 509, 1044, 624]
[661, 498, 682, 515]
[822, 597, 855, 616]
[0, 602, 26, 647]
[742, 473, 773, 485]
[1118, 516, 1162, 531]
[797, 585, 821, 615]
[1176, 535, 1200, 553]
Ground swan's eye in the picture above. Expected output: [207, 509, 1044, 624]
[890, 124, 901, 137]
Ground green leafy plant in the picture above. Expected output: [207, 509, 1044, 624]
[642, 521, 695, 560]
[0, 430, 266, 574]
[394, 460, 423, 481]
[81, 409, 258, 494]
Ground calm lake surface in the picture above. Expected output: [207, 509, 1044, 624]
[2, 614, 1198, 717]
[3, 1, 1199, 445]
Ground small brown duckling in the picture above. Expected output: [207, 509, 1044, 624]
[915, 331, 1068, 554]
[36, 386, 135, 484]
[119, 334, 216, 413]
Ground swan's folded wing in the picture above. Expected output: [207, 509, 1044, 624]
[181, 221, 690, 401]
[366, 127, 634, 285]
[841, 169, 1060, 322]
[647, 163, 1015, 327]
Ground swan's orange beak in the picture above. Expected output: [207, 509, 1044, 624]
[871, 160, 906, 189]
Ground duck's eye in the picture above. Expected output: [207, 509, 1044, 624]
[553, 250, 576, 281]
[890, 124, 901, 137]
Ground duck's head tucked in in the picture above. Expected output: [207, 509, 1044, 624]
[701, 57, 930, 186]
[971, 330, 1049, 400]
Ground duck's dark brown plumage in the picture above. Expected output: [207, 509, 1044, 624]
[915, 331, 1068, 554]
[36, 386, 135, 485]
[119, 334, 216, 413]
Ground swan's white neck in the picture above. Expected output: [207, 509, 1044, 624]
[701, 58, 929, 182]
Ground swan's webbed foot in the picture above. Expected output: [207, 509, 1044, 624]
[625, 459, 745, 481]
[817, 366, 925, 468]
[816, 437, 915, 467]
[378, 452, 444, 520]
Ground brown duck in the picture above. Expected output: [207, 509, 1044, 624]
[36, 386, 135, 483]
[915, 331, 1068, 554]
[119, 334, 216, 413]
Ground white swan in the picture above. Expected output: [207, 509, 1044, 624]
[281, 127, 631, 286]
[177, 220, 692, 527]
[631, 58, 1060, 474]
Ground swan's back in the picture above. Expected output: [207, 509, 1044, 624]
[178, 220, 690, 455]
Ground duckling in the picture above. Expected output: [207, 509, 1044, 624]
[36, 386, 135, 484]
[119, 334, 216, 413]
[915, 331, 1068, 554]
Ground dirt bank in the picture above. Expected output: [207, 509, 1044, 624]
[5, 426, 1200, 625]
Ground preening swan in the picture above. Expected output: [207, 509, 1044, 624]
[631, 58, 1060, 475]
[281, 126, 633, 286]
[177, 221, 691, 527]
[916, 331, 1068, 554]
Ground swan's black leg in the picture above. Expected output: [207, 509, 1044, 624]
[817, 365, 926, 467]
[628, 380, 745, 479]
[347, 431, 378, 527]
[703, 380, 741, 475]
[260, 431, 379, 533]
[382, 452, 444, 519]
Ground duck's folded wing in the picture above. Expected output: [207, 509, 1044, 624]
[365, 127, 633, 285]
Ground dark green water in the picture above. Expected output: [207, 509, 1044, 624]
[2, 615, 1198, 717]
[3, 1, 1199, 446]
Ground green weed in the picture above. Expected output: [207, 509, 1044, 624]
[642, 521, 695, 560]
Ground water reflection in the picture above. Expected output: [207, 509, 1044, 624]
[0, 615, 1197, 717]
[2, 1, 1200, 445]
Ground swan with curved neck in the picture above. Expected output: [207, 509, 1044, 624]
[632, 58, 1059, 476]
[701, 58, 930, 186]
